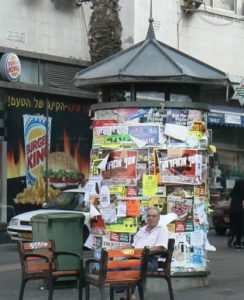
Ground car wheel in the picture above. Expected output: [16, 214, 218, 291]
[215, 227, 226, 235]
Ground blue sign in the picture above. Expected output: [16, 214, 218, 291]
[128, 125, 160, 145]
[208, 112, 244, 127]
[207, 112, 225, 125]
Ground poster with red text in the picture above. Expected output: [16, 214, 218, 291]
[101, 150, 138, 186]
[159, 148, 203, 185]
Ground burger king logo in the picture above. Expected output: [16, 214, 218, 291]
[0, 52, 21, 82]
[23, 115, 52, 186]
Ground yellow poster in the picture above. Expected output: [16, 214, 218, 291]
[142, 174, 158, 196]
[105, 217, 138, 233]
[109, 186, 126, 196]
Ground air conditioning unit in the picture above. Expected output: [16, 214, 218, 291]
[181, 0, 203, 12]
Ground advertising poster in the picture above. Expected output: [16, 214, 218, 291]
[164, 109, 207, 149]
[125, 200, 140, 216]
[167, 198, 194, 232]
[101, 150, 138, 186]
[166, 109, 203, 127]
[159, 148, 203, 184]
[172, 232, 206, 272]
[6, 91, 92, 214]
[154, 148, 167, 180]
[128, 124, 162, 146]
[167, 185, 194, 232]
[93, 108, 152, 124]
[93, 125, 134, 148]
[105, 217, 138, 234]
[142, 175, 158, 196]
[137, 148, 150, 184]
[94, 108, 167, 125]
[110, 232, 130, 243]
[166, 109, 189, 126]
[91, 119, 118, 128]
[148, 195, 167, 215]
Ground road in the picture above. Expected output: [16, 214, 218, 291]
[0, 230, 244, 300]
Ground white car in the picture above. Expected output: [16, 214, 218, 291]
[7, 188, 90, 242]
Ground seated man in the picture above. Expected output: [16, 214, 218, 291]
[120, 207, 169, 300]
[133, 206, 168, 270]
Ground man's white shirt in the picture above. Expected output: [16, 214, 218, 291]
[132, 223, 168, 249]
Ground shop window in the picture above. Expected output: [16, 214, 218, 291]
[19, 58, 44, 86]
[136, 91, 165, 102]
[136, 92, 192, 102]
[205, 0, 236, 12]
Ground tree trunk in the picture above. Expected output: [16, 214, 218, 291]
[89, 0, 122, 64]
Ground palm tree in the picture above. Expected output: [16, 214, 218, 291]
[88, 0, 122, 64]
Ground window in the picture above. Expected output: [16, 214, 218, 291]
[19, 58, 44, 85]
[205, 0, 236, 12]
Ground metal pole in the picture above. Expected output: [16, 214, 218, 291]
[45, 95, 49, 203]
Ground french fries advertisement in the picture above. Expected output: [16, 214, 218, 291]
[14, 176, 60, 205]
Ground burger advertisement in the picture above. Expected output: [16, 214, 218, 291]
[6, 91, 92, 214]
[45, 151, 81, 189]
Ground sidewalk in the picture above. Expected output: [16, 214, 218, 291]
[1, 231, 244, 300]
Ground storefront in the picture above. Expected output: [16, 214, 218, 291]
[0, 50, 96, 228]
[208, 104, 244, 203]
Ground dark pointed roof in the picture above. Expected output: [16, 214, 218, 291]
[73, 17, 228, 88]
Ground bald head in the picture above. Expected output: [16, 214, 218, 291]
[147, 207, 160, 216]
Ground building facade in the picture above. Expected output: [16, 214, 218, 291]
[1, 0, 244, 227]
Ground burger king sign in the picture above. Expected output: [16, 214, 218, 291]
[0, 52, 21, 82]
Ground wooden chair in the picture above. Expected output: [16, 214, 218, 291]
[18, 240, 84, 300]
[85, 247, 149, 300]
[146, 238, 175, 300]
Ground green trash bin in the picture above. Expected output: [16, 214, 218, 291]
[31, 213, 85, 271]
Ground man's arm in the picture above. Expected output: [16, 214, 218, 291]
[149, 245, 166, 255]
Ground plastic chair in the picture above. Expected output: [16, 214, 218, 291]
[85, 247, 149, 300]
[146, 238, 175, 300]
[18, 240, 84, 300]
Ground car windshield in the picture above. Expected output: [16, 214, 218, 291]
[44, 192, 89, 212]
